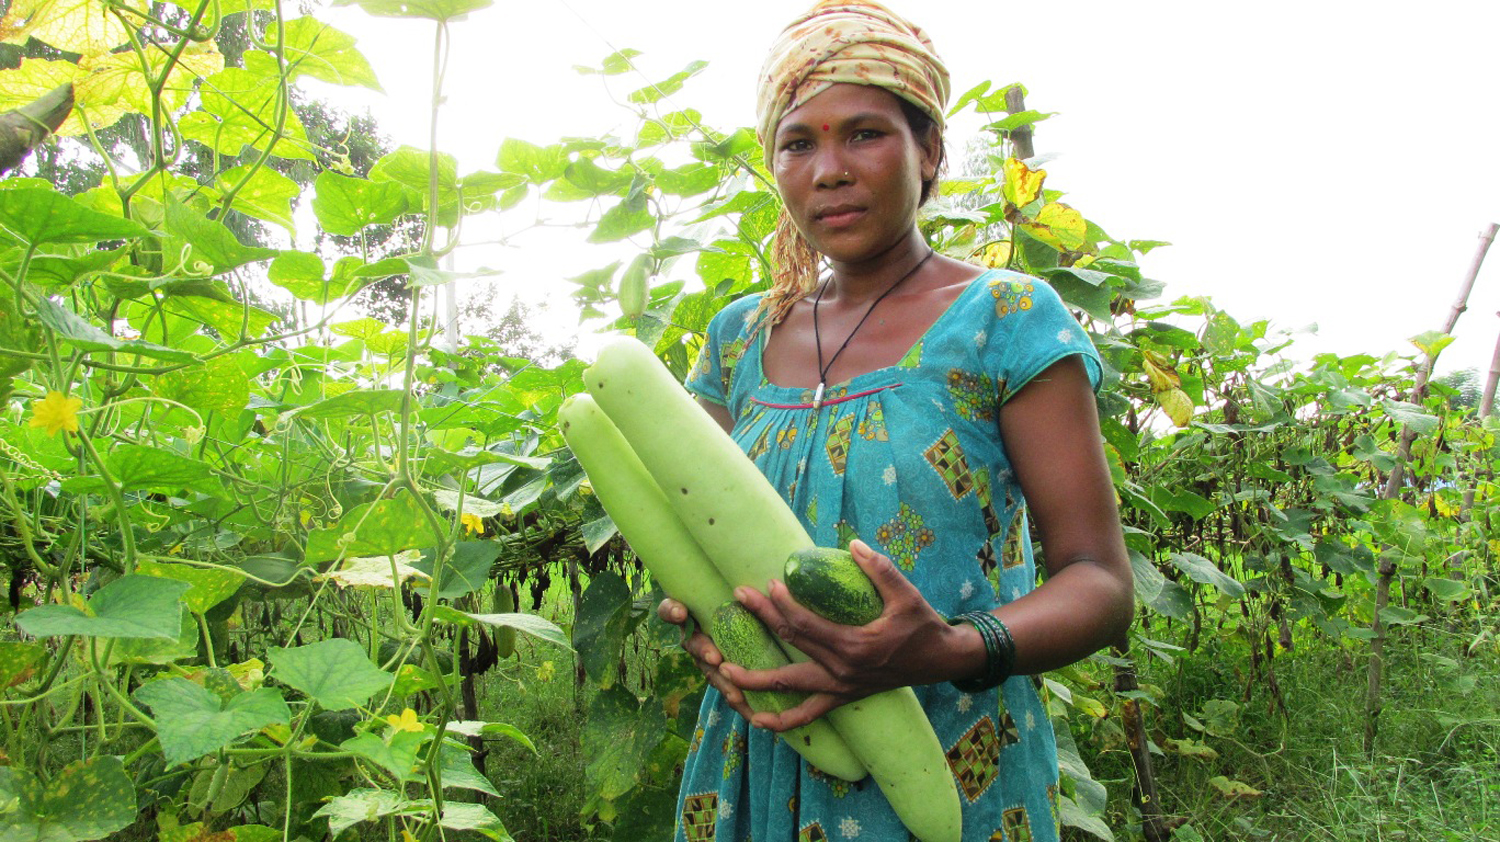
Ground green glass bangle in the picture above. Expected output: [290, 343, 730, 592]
[946, 610, 1016, 693]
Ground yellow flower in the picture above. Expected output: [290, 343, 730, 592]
[535, 660, 556, 682]
[460, 512, 485, 536]
[28, 391, 82, 436]
[384, 707, 424, 733]
[401, 831, 418, 842]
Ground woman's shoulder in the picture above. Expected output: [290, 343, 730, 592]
[707, 291, 769, 340]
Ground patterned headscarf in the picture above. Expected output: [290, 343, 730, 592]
[752, 0, 951, 328]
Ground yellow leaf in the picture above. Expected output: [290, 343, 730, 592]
[1021, 202, 1088, 252]
[1141, 352, 1181, 393]
[321, 549, 430, 589]
[1157, 388, 1194, 427]
[78, 41, 223, 121]
[0, 59, 98, 136]
[1001, 157, 1045, 209]
[1, 0, 142, 58]
[536, 660, 556, 682]
[979, 241, 1012, 269]
[1209, 775, 1263, 799]
[27, 390, 81, 436]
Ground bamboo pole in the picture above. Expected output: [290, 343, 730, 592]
[1459, 309, 1500, 519]
[1365, 222, 1497, 755]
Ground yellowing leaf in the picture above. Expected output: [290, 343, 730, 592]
[1021, 202, 1087, 252]
[1001, 157, 1045, 209]
[79, 41, 224, 120]
[273, 17, 383, 91]
[1, 0, 141, 58]
[1141, 352, 1181, 393]
[321, 549, 430, 589]
[1157, 388, 1194, 427]
[979, 240, 1012, 269]
[0, 59, 95, 136]
[1208, 775, 1263, 799]
[1164, 736, 1218, 760]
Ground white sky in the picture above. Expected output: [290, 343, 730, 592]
[308, 0, 1500, 377]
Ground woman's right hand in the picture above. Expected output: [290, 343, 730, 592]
[657, 598, 759, 723]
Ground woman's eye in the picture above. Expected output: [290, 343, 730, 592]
[852, 129, 882, 142]
[782, 138, 812, 153]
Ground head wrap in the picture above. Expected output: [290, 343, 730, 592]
[752, 0, 951, 329]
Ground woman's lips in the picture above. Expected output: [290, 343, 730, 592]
[816, 207, 865, 228]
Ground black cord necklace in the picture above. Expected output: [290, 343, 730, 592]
[810, 247, 935, 409]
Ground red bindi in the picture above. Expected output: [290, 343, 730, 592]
[822, 123, 830, 131]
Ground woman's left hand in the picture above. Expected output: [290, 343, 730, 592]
[718, 539, 978, 732]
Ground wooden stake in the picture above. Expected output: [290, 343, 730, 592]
[1366, 222, 1497, 755]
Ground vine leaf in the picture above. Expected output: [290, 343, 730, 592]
[154, 354, 253, 416]
[311, 171, 410, 235]
[311, 787, 410, 837]
[584, 685, 667, 801]
[303, 490, 431, 563]
[573, 572, 632, 688]
[133, 678, 291, 766]
[0, 640, 44, 688]
[15, 575, 190, 639]
[136, 559, 245, 615]
[33, 297, 195, 363]
[164, 200, 278, 274]
[411, 540, 500, 600]
[215, 164, 300, 235]
[460, 612, 572, 651]
[273, 17, 383, 91]
[290, 387, 405, 421]
[0, 187, 147, 245]
[334, 0, 492, 21]
[270, 638, 393, 711]
[341, 729, 427, 783]
[0, 756, 137, 842]
[1166, 552, 1245, 598]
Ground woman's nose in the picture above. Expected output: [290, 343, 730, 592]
[812, 148, 852, 189]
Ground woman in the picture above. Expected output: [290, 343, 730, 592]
[659, 2, 1134, 839]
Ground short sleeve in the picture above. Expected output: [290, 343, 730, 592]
[684, 294, 762, 407]
[984, 272, 1102, 402]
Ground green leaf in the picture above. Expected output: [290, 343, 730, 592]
[584, 685, 667, 800]
[83, 443, 227, 498]
[437, 801, 509, 838]
[311, 787, 411, 837]
[304, 490, 434, 564]
[496, 137, 569, 184]
[185, 68, 316, 161]
[1379, 399, 1439, 435]
[137, 559, 245, 615]
[461, 612, 573, 651]
[165, 201, 278, 274]
[215, 164, 300, 234]
[154, 354, 252, 416]
[341, 729, 427, 782]
[627, 60, 707, 104]
[411, 541, 500, 600]
[1424, 576, 1470, 602]
[34, 297, 196, 363]
[573, 571, 632, 687]
[291, 388, 406, 421]
[1167, 552, 1245, 598]
[276, 17, 382, 90]
[588, 188, 652, 243]
[312, 171, 411, 235]
[19, 247, 125, 289]
[333, 0, 492, 21]
[437, 740, 500, 796]
[15, 575, 190, 639]
[0, 188, 147, 245]
[270, 638, 393, 710]
[134, 678, 290, 766]
[0, 756, 137, 842]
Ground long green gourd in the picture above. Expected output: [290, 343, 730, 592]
[583, 336, 961, 842]
[556, 393, 866, 783]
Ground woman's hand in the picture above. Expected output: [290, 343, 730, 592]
[717, 539, 980, 732]
[656, 597, 762, 724]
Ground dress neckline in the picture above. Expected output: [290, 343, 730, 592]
[755, 269, 997, 396]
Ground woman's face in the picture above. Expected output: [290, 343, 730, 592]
[771, 83, 940, 267]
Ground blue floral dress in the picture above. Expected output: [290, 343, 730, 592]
[675, 269, 1102, 842]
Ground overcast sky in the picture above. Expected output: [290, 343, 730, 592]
[310, 0, 1500, 376]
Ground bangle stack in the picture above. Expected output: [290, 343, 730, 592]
[946, 611, 1016, 693]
